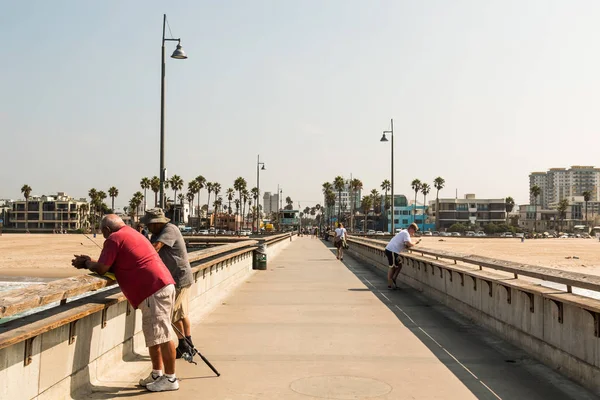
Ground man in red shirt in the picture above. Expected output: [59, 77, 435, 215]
[72, 214, 180, 392]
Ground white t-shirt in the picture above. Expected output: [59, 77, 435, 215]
[385, 230, 411, 253]
[335, 227, 347, 239]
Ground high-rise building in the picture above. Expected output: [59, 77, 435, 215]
[262, 192, 279, 215]
[529, 166, 600, 207]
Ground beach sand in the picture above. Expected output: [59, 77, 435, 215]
[1, 234, 599, 280]
[0, 234, 105, 280]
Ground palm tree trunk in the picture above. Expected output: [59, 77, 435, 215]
[154, 191, 158, 207]
[25, 198, 28, 232]
[435, 190, 440, 231]
[206, 192, 211, 228]
[111, 197, 115, 212]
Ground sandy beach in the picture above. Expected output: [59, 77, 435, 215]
[1, 234, 599, 281]
[0, 234, 105, 280]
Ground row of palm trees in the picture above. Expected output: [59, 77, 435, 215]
[321, 176, 446, 232]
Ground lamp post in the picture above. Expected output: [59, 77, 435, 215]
[380, 119, 394, 234]
[256, 155, 266, 233]
[159, 14, 187, 208]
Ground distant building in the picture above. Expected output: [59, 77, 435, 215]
[383, 195, 434, 232]
[8, 192, 89, 231]
[428, 194, 507, 230]
[211, 213, 242, 231]
[323, 181, 362, 222]
[529, 166, 600, 208]
[263, 192, 279, 216]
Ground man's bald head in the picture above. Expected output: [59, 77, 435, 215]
[100, 214, 126, 232]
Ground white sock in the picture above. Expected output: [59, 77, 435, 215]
[165, 373, 176, 382]
[152, 369, 163, 378]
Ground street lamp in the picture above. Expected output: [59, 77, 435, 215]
[159, 14, 187, 208]
[256, 155, 266, 233]
[380, 119, 394, 234]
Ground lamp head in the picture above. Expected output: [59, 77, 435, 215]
[380, 133, 388, 142]
[171, 44, 187, 59]
[261, 165, 266, 171]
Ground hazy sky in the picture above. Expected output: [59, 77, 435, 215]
[2, 1, 600, 209]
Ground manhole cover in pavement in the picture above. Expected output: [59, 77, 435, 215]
[290, 375, 392, 399]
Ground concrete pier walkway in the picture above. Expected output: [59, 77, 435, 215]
[88, 237, 597, 399]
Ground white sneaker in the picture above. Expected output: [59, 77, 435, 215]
[139, 372, 161, 387]
[146, 375, 179, 392]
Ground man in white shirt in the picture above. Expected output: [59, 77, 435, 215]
[334, 223, 347, 261]
[385, 223, 421, 289]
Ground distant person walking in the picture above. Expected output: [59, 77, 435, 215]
[71, 215, 179, 392]
[143, 209, 194, 360]
[385, 223, 421, 290]
[334, 223, 347, 261]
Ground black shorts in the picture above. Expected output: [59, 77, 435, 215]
[385, 249, 401, 267]
[334, 238, 343, 248]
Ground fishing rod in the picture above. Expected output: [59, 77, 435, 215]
[171, 323, 220, 377]
[82, 233, 103, 250]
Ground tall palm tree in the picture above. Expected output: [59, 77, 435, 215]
[433, 177, 445, 231]
[362, 195, 373, 232]
[168, 175, 184, 222]
[234, 198, 241, 225]
[251, 187, 260, 231]
[186, 191, 195, 222]
[326, 191, 336, 226]
[322, 182, 333, 226]
[421, 183, 431, 231]
[140, 177, 150, 211]
[557, 198, 570, 233]
[411, 179, 422, 222]
[246, 194, 252, 229]
[333, 176, 345, 224]
[108, 186, 119, 212]
[349, 178, 363, 232]
[206, 182, 215, 227]
[97, 191, 107, 218]
[583, 190, 592, 229]
[241, 188, 249, 229]
[505, 196, 515, 226]
[187, 180, 199, 221]
[150, 176, 160, 207]
[530, 185, 541, 232]
[133, 191, 144, 220]
[234, 177, 247, 230]
[226, 188, 235, 215]
[195, 176, 206, 229]
[380, 179, 391, 232]
[88, 188, 98, 231]
[21, 184, 32, 232]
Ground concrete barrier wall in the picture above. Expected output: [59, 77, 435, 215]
[343, 237, 600, 396]
[0, 235, 293, 400]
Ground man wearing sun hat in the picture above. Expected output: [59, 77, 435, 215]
[143, 208, 194, 360]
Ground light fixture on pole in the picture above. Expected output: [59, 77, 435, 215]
[380, 119, 394, 234]
[256, 155, 266, 233]
[159, 13, 187, 208]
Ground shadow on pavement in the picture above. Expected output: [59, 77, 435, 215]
[320, 240, 597, 400]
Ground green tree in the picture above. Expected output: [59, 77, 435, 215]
[108, 186, 119, 212]
[421, 183, 431, 231]
[380, 179, 391, 232]
[349, 178, 363, 232]
[234, 177, 247, 230]
[529, 185, 541, 232]
[168, 175, 184, 222]
[186, 191, 195, 222]
[333, 176, 345, 224]
[21, 184, 32, 232]
[433, 177, 445, 231]
[361, 195, 373, 232]
[251, 187, 260, 230]
[226, 188, 235, 214]
[505, 196, 515, 225]
[557, 198, 570, 233]
[206, 182, 215, 227]
[448, 223, 467, 233]
[150, 176, 160, 207]
[583, 190, 592, 229]
[326, 191, 336, 227]
[195, 176, 207, 229]
[140, 177, 150, 210]
[411, 179, 422, 220]
[88, 188, 98, 230]
[242, 189, 250, 229]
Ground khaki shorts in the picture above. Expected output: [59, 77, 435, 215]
[172, 286, 190, 322]
[138, 284, 176, 347]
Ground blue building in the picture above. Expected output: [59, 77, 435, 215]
[385, 195, 435, 233]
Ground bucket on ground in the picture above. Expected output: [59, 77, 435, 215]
[253, 244, 267, 270]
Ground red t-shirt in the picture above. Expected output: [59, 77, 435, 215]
[98, 225, 175, 308]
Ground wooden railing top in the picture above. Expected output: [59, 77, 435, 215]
[0, 240, 261, 320]
[347, 235, 600, 294]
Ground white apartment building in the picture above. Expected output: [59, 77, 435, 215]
[9, 192, 90, 231]
[429, 194, 507, 229]
[262, 192, 279, 215]
[529, 166, 600, 207]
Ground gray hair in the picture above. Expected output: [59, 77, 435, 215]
[100, 214, 125, 231]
